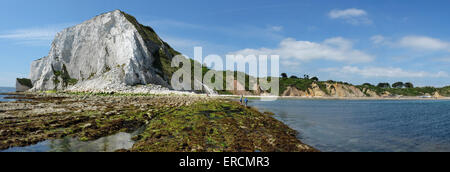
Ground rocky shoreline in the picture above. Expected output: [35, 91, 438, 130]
[0, 92, 316, 152]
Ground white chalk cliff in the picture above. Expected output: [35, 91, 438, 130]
[30, 10, 201, 93]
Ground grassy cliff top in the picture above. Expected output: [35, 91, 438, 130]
[16, 78, 33, 88]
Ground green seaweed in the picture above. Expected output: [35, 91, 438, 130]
[130, 100, 316, 152]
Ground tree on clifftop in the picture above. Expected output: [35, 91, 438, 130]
[304, 74, 310, 80]
[377, 83, 391, 88]
[392, 82, 404, 88]
[404, 82, 414, 88]
[362, 83, 374, 87]
[281, 73, 288, 78]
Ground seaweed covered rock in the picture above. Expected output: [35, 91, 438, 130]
[130, 100, 317, 152]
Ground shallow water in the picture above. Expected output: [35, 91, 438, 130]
[251, 99, 450, 152]
[0, 94, 30, 102]
[0, 95, 12, 102]
[0, 87, 15, 102]
[2, 127, 145, 152]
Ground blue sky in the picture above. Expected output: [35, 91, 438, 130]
[1, 0, 450, 87]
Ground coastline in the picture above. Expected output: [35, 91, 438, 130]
[0, 92, 317, 152]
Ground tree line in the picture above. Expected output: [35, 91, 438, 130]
[281, 73, 319, 82]
[363, 82, 414, 89]
[280, 73, 414, 89]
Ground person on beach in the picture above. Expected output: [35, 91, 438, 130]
[245, 97, 248, 107]
[240, 95, 243, 105]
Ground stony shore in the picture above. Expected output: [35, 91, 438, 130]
[0, 92, 317, 152]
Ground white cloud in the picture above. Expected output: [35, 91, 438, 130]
[0, 24, 72, 40]
[268, 25, 283, 32]
[0, 24, 73, 45]
[323, 66, 449, 78]
[398, 36, 450, 51]
[144, 19, 283, 40]
[231, 37, 374, 64]
[370, 35, 450, 51]
[370, 35, 387, 45]
[329, 8, 367, 18]
[328, 8, 372, 25]
[0, 28, 54, 40]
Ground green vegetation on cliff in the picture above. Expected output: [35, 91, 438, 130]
[278, 73, 450, 97]
[121, 11, 256, 95]
[122, 11, 181, 81]
[357, 84, 441, 96]
[122, 11, 216, 89]
[279, 77, 330, 94]
[51, 64, 78, 89]
[16, 78, 33, 88]
[121, 11, 450, 97]
[122, 12, 162, 46]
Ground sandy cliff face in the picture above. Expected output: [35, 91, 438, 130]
[326, 83, 366, 97]
[308, 83, 327, 97]
[362, 88, 380, 97]
[433, 92, 443, 98]
[281, 82, 378, 98]
[282, 86, 308, 96]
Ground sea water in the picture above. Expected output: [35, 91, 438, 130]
[251, 99, 450, 152]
